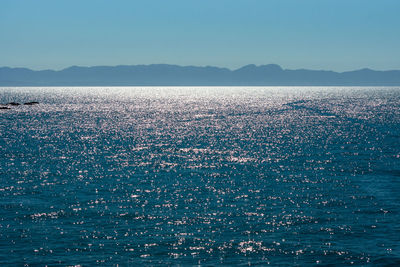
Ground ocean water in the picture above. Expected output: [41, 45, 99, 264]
[0, 87, 399, 266]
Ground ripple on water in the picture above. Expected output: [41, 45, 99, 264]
[0, 87, 400, 265]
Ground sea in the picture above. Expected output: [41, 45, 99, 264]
[0, 87, 399, 266]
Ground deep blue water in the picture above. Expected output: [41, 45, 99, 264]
[0, 87, 399, 266]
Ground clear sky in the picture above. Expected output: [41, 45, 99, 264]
[1, 0, 400, 71]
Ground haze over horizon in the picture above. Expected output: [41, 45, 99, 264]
[1, 0, 400, 72]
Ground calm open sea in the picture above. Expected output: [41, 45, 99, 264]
[0, 87, 399, 266]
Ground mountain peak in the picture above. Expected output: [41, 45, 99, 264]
[235, 64, 282, 72]
[259, 64, 283, 71]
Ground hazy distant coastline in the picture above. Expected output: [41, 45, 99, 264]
[1, 64, 400, 86]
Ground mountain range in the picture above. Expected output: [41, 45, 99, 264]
[1, 64, 400, 86]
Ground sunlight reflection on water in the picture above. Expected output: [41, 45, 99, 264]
[0, 87, 399, 265]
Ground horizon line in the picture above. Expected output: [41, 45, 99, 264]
[2, 64, 400, 73]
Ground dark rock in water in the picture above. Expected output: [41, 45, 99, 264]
[0, 106, 11, 110]
[7, 102, 20, 106]
[24, 101, 39, 105]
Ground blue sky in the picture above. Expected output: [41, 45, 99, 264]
[1, 0, 400, 71]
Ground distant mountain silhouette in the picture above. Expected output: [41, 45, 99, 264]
[1, 64, 400, 86]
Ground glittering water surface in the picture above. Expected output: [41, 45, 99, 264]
[1, 87, 399, 266]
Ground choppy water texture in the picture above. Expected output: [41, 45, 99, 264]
[1, 87, 400, 266]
